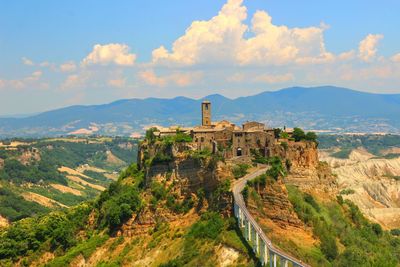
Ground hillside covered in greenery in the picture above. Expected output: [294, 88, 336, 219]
[0, 137, 138, 223]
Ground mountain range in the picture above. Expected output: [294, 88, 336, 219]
[1, 86, 400, 137]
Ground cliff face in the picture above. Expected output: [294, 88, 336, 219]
[272, 140, 319, 170]
[320, 148, 400, 229]
[248, 179, 302, 228]
[271, 141, 337, 195]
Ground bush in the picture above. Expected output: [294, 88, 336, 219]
[320, 234, 338, 260]
[281, 141, 288, 150]
[390, 229, 400, 236]
[97, 183, 142, 231]
[293, 128, 306, 142]
[188, 212, 224, 240]
[266, 156, 286, 180]
[232, 164, 250, 179]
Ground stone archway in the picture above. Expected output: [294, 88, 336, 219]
[236, 147, 242, 157]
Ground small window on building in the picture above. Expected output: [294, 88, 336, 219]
[201, 137, 204, 142]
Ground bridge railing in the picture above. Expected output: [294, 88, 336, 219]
[232, 169, 309, 267]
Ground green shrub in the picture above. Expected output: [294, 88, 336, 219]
[188, 212, 224, 240]
[281, 141, 288, 150]
[390, 229, 400, 236]
[232, 164, 250, 179]
[340, 188, 355, 195]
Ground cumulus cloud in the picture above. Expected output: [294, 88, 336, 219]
[391, 53, 400, 63]
[0, 71, 46, 90]
[239, 11, 334, 65]
[152, 0, 247, 65]
[61, 72, 91, 90]
[22, 57, 34, 66]
[151, 0, 333, 66]
[82, 43, 136, 66]
[358, 34, 383, 62]
[60, 61, 77, 72]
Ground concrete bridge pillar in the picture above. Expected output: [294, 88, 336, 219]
[244, 220, 249, 240]
[255, 232, 260, 255]
[273, 253, 277, 267]
[248, 221, 252, 242]
[280, 258, 288, 267]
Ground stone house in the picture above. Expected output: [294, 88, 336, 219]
[156, 101, 277, 158]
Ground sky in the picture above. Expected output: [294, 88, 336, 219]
[0, 0, 400, 116]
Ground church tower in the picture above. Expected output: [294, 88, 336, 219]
[201, 100, 211, 127]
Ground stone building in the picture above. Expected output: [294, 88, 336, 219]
[156, 101, 277, 158]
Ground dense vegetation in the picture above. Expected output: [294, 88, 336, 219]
[318, 134, 400, 157]
[0, 186, 50, 221]
[287, 185, 400, 266]
[0, 137, 138, 222]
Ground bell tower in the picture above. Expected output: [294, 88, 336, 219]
[201, 100, 211, 127]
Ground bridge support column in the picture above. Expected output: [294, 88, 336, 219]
[273, 253, 277, 267]
[269, 251, 273, 267]
[255, 232, 260, 255]
[248, 221, 252, 242]
[263, 243, 268, 266]
[244, 220, 248, 240]
[280, 257, 288, 267]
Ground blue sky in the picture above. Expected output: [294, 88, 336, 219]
[0, 0, 399, 115]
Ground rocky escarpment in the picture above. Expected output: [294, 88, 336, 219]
[320, 148, 400, 229]
[123, 141, 235, 236]
[272, 140, 337, 195]
[248, 179, 302, 228]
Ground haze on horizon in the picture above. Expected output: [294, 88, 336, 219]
[1, 0, 400, 116]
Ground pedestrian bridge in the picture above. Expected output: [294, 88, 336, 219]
[232, 167, 309, 267]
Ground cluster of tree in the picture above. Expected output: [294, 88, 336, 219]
[96, 181, 143, 231]
[0, 158, 66, 185]
[145, 128, 193, 145]
[292, 128, 318, 142]
[0, 186, 50, 221]
[0, 203, 92, 263]
[318, 134, 400, 156]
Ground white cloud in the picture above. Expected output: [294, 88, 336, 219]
[152, 0, 247, 65]
[358, 34, 383, 62]
[108, 78, 126, 88]
[60, 61, 77, 72]
[255, 73, 294, 83]
[391, 53, 400, 63]
[338, 50, 355, 61]
[82, 43, 136, 66]
[151, 0, 333, 66]
[138, 70, 200, 87]
[61, 72, 91, 90]
[22, 57, 34, 66]
[0, 71, 45, 90]
[239, 11, 334, 65]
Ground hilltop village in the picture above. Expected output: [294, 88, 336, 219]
[152, 101, 303, 160]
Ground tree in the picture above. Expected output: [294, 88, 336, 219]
[292, 128, 306, 142]
[273, 128, 282, 139]
[145, 127, 158, 143]
[305, 131, 318, 142]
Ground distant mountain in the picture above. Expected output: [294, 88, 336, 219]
[1, 86, 400, 137]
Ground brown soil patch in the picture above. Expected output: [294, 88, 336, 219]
[66, 175, 105, 191]
[58, 166, 92, 179]
[106, 151, 125, 165]
[50, 183, 82, 196]
[22, 192, 68, 208]
[0, 215, 9, 228]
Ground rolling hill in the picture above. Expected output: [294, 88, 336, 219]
[1, 86, 400, 137]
